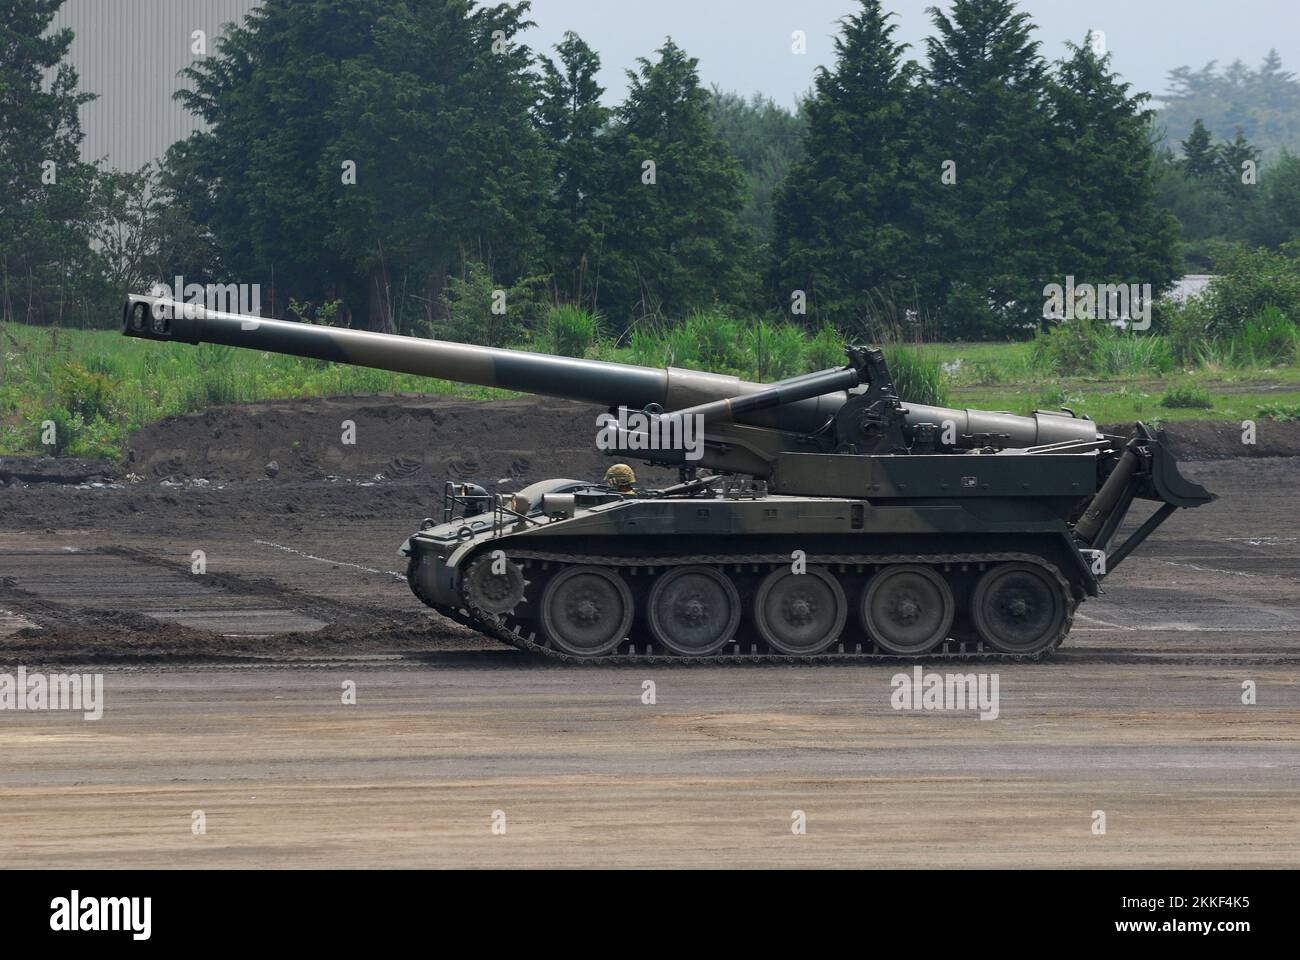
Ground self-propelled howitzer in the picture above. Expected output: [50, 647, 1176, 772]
[123, 294, 1214, 661]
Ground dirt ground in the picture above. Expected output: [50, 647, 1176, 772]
[0, 396, 1297, 868]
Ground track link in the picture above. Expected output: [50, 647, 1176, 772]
[438, 550, 1076, 664]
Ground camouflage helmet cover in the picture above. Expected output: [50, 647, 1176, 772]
[604, 463, 636, 488]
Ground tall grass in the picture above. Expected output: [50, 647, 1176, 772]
[1163, 299, 1299, 368]
[882, 345, 950, 406]
[1088, 332, 1174, 376]
[5, 301, 1298, 459]
[805, 325, 846, 370]
[0, 321, 500, 458]
[539, 305, 602, 358]
[1032, 321, 1175, 377]
[1231, 306, 1298, 366]
[744, 320, 806, 381]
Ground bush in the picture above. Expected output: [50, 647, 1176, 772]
[1162, 298, 1299, 368]
[193, 343, 235, 372]
[83, 354, 125, 378]
[1033, 386, 1085, 412]
[541, 306, 602, 358]
[1159, 383, 1214, 409]
[1159, 298, 1212, 367]
[1032, 320, 1174, 376]
[56, 362, 122, 422]
[38, 406, 77, 455]
[1199, 246, 1300, 339]
[439, 260, 547, 347]
[1031, 319, 1105, 375]
[805, 325, 846, 371]
[1258, 402, 1300, 422]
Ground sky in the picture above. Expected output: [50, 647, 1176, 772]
[521, 0, 1300, 107]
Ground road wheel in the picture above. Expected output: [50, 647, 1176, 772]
[753, 565, 846, 656]
[540, 565, 633, 657]
[971, 562, 1068, 655]
[860, 564, 954, 655]
[647, 565, 741, 656]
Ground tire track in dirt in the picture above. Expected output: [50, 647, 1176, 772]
[99, 545, 404, 626]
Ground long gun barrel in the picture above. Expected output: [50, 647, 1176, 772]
[124, 295, 847, 434]
[122, 294, 1097, 447]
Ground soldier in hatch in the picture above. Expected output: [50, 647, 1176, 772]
[603, 463, 638, 495]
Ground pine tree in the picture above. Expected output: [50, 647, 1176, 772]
[1254, 49, 1296, 113]
[0, 0, 100, 325]
[538, 31, 611, 310]
[1219, 128, 1261, 189]
[1046, 37, 1181, 310]
[596, 38, 750, 326]
[919, 0, 1058, 336]
[1181, 119, 1220, 179]
[769, 0, 923, 332]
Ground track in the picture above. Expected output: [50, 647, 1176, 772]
[442, 550, 1076, 663]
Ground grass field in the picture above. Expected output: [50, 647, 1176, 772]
[3, 320, 1299, 459]
[921, 340, 1300, 423]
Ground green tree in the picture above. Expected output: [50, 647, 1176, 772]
[178, 0, 548, 333]
[1160, 51, 1300, 163]
[1180, 119, 1221, 179]
[537, 31, 611, 310]
[0, 0, 100, 326]
[918, 0, 1058, 336]
[1046, 37, 1180, 309]
[708, 89, 805, 246]
[596, 38, 750, 326]
[1154, 121, 1280, 270]
[769, 0, 923, 332]
[150, 138, 223, 283]
[1220, 129, 1260, 181]
[1153, 145, 1235, 271]
[1251, 151, 1300, 249]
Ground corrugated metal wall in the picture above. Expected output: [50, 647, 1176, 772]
[48, 0, 261, 170]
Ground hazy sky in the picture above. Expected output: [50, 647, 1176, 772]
[522, 0, 1300, 107]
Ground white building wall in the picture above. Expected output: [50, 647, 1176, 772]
[48, 0, 261, 170]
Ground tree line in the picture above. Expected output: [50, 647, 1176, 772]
[3, 0, 1300, 341]
[1158, 51, 1300, 163]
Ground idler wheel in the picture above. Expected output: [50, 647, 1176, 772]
[971, 562, 1068, 655]
[647, 566, 741, 656]
[463, 552, 527, 615]
[540, 565, 633, 657]
[860, 564, 954, 655]
[753, 566, 846, 655]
